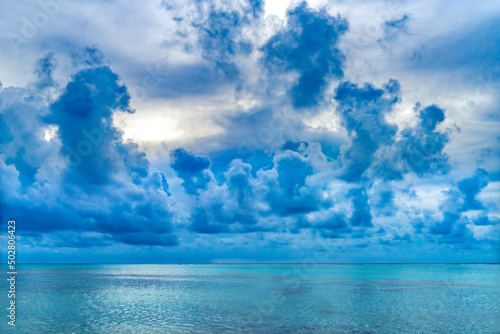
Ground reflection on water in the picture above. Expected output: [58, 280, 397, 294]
[0, 264, 498, 333]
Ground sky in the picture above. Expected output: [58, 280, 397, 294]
[0, 0, 499, 263]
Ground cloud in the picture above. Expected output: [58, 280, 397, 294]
[348, 187, 373, 227]
[333, 80, 451, 182]
[458, 168, 489, 211]
[429, 169, 494, 245]
[188, 158, 263, 234]
[264, 150, 325, 215]
[378, 14, 410, 49]
[46, 65, 135, 184]
[397, 104, 450, 177]
[0, 51, 178, 247]
[412, 16, 500, 75]
[334, 79, 399, 182]
[164, 0, 264, 81]
[115, 232, 179, 246]
[184, 147, 331, 234]
[0, 0, 499, 263]
[385, 15, 409, 33]
[262, 1, 348, 108]
[196, 1, 263, 79]
[171, 148, 211, 195]
[0, 86, 58, 189]
[34, 52, 57, 90]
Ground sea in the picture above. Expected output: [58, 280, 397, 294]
[0, 264, 499, 333]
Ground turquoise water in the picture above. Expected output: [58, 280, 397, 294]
[0, 264, 499, 333]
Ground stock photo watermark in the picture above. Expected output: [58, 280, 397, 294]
[6, 0, 68, 54]
[6, 219, 17, 327]
[129, 62, 171, 103]
[62, 127, 104, 168]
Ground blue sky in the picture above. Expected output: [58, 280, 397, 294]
[0, 0, 499, 263]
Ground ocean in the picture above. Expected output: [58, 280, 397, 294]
[1, 264, 499, 333]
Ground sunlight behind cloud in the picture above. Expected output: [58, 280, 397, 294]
[264, 0, 292, 19]
[43, 125, 58, 141]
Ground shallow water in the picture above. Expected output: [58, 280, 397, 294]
[1, 264, 499, 333]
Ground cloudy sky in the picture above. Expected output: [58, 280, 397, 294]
[0, 0, 499, 263]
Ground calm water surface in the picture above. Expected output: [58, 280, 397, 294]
[0, 264, 498, 333]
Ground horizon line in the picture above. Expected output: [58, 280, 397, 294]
[8, 262, 500, 265]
